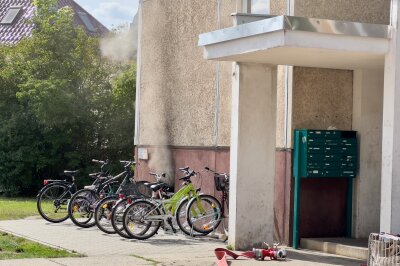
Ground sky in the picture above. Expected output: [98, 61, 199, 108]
[75, 0, 139, 29]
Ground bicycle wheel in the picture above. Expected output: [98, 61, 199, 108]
[186, 194, 222, 235]
[68, 189, 99, 228]
[123, 200, 161, 240]
[37, 183, 72, 223]
[111, 198, 131, 238]
[175, 197, 205, 237]
[111, 196, 142, 239]
[95, 196, 118, 234]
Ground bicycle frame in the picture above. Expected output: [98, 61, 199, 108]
[140, 181, 205, 224]
[36, 180, 77, 197]
[165, 182, 200, 214]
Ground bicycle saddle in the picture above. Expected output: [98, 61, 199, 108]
[63, 170, 79, 176]
[144, 182, 160, 187]
[149, 182, 169, 192]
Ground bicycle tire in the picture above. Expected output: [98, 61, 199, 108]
[37, 183, 72, 223]
[111, 196, 142, 239]
[94, 195, 118, 234]
[111, 197, 132, 238]
[123, 199, 161, 240]
[68, 188, 99, 228]
[186, 194, 222, 235]
[175, 197, 205, 237]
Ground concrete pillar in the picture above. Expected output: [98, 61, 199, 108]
[380, 0, 400, 234]
[229, 63, 277, 250]
[352, 69, 383, 238]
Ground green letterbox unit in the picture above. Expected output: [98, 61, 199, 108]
[294, 129, 358, 178]
[292, 129, 358, 249]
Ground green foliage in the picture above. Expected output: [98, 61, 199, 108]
[0, 1, 136, 195]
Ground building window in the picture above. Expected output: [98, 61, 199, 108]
[0, 6, 22, 25]
[78, 12, 96, 32]
[251, 0, 270, 14]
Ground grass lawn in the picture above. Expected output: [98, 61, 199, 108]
[0, 198, 38, 221]
[0, 232, 81, 260]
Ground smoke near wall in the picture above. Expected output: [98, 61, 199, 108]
[148, 145, 174, 187]
[100, 12, 138, 62]
[144, 84, 174, 186]
[101, 9, 175, 186]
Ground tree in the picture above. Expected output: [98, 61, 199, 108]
[0, 0, 136, 195]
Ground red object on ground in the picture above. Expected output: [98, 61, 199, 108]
[215, 247, 285, 266]
[215, 248, 255, 266]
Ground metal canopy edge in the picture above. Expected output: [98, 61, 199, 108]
[198, 15, 390, 47]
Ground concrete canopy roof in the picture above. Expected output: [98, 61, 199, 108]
[198, 15, 390, 70]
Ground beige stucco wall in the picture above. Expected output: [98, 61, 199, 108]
[292, 67, 353, 131]
[270, 0, 287, 15]
[138, 0, 235, 147]
[294, 0, 390, 24]
[289, 0, 390, 143]
[138, 0, 390, 148]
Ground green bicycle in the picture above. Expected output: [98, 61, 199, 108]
[122, 167, 222, 240]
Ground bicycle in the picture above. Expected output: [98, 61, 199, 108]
[93, 161, 152, 234]
[186, 167, 229, 238]
[36, 160, 109, 223]
[122, 167, 222, 240]
[110, 172, 173, 238]
[67, 159, 122, 228]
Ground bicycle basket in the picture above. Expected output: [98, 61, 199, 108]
[119, 181, 139, 196]
[214, 175, 228, 191]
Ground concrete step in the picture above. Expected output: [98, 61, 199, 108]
[300, 237, 368, 260]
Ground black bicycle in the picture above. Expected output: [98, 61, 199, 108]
[36, 160, 109, 223]
[94, 161, 152, 234]
[67, 160, 150, 229]
[204, 167, 229, 233]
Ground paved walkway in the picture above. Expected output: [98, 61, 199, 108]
[0, 217, 364, 265]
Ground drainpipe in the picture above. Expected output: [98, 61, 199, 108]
[134, 0, 143, 147]
[213, 0, 222, 147]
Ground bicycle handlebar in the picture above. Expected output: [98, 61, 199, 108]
[92, 159, 107, 164]
[149, 172, 165, 177]
[204, 166, 229, 178]
[178, 166, 190, 173]
[149, 172, 166, 181]
[179, 170, 196, 180]
[119, 160, 136, 168]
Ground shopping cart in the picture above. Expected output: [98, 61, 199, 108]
[368, 233, 400, 265]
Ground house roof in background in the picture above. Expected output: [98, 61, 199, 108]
[0, 0, 109, 45]
[58, 0, 109, 35]
[0, 0, 35, 45]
